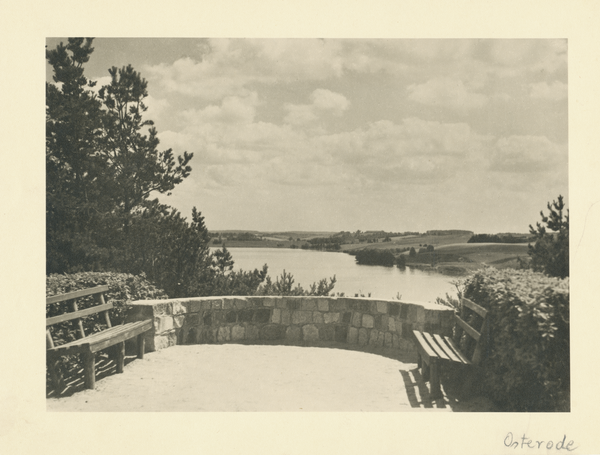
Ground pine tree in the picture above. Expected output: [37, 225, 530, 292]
[528, 195, 569, 278]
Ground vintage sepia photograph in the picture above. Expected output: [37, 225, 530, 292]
[45, 38, 569, 413]
[4, 2, 600, 454]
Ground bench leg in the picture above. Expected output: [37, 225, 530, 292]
[429, 359, 442, 399]
[47, 357, 65, 394]
[115, 342, 125, 374]
[421, 358, 430, 381]
[83, 352, 96, 389]
[137, 334, 145, 359]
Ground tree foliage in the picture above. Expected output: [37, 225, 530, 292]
[98, 65, 192, 219]
[528, 195, 569, 278]
[46, 38, 336, 299]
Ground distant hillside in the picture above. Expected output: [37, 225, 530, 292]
[426, 230, 474, 236]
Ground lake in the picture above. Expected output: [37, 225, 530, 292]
[218, 247, 459, 303]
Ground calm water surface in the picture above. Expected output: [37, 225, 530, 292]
[219, 247, 458, 303]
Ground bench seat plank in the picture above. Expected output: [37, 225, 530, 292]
[432, 334, 463, 363]
[412, 330, 438, 362]
[48, 320, 152, 356]
[441, 335, 472, 365]
[422, 332, 451, 361]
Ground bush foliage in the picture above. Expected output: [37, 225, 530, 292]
[463, 267, 569, 412]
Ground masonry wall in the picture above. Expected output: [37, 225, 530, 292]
[126, 296, 455, 359]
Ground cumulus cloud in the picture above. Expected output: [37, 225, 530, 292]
[284, 89, 350, 125]
[407, 78, 488, 112]
[530, 81, 567, 101]
[489, 135, 563, 173]
[184, 92, 259, 125]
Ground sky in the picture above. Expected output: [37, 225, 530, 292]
[46, 38, 568, 234]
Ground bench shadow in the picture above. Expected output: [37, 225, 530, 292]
[46, 353, 138, 398]
[399, 368, 448, 409]
[400, 365, 498, 412]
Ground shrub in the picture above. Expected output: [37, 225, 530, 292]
[463, 268, 569, 411]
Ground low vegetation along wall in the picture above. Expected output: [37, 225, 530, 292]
[126, 296, 454, 359]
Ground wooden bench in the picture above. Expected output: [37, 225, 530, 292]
[46, 285, 153, 391]
[412, 297, 488, 399]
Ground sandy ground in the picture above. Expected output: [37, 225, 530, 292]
[46, 344, 496, 412]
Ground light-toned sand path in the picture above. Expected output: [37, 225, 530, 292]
[46, 345, 494, 412]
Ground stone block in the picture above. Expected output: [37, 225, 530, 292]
[384, 332, 393, 348]
[323, 312, 340, 324]
[233, 298, 248, 309]
[393, 333, 400, 348]
[271, 308, 281, 324]
[388, 303, 400, 316]
[184, 326, 199, 344]
[318, 325, 335, 341]
[172, 301, 187, 315]
[260, 324, 285, 340]
[377, 331, 385, 348]
[312, 311, 324, 324]
[358, 301, 371, 313]
[358, 328, 369, 346]
[286, 299, 301, 311]
[225, 310, 237, 323]
[301, 298, 318, 311]
[402, 322, 412, 339]
[374, 314, 383, 330]
[280, 309, 291, 325]
[292, 310, 312, 325]
[376, 301, 388, 314]
[342, 312, 352, 324]
[275, 297, 288, 309]
[413, 305, 425, 324]
[368, 329, 379, 346]
[347, 327, 358, 344]
[254, 309, 272, 323]
[246, 325, 259, 340]
[351, 312, 362, 328]
[185, 313, 200, 327]
[362, 314, 374, 329]
[388, 317, 396, 333]
[222, 299, 234, 310]
[317, 300, 330, 312]
[231, 325, 245, 341]
[153, 330, 178, 350]
[302, 324, 319, 342]
[201, 300, 213, 311]
[286, 326, 302, 342]
[330, 299, 348, 312]
[173, 315, 186, 329]
[400, 304, 408, 319]
[217, 326, 231, 342]
[245, 297, 265, 307]
[238, 309, 254, 323]
[154, 315, 174, 334]
[200, 327, 218, 344]
[184, 299, 204, 313]
[210, 299, 224, 310]
[152, 302, 172, 316]
[380, 315, 389, 331]
[424, 308, 440, 324]
[262, 297, 278, 307]
[334, 325, 348, 342]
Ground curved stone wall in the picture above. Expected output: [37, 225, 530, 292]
[126, 296, 455, 359]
